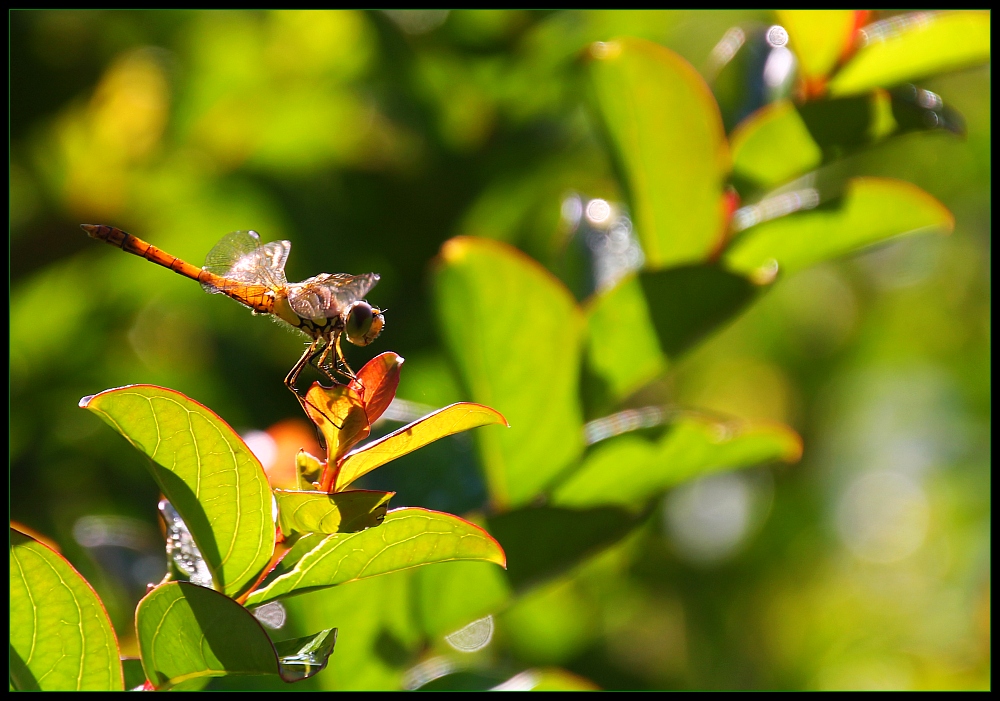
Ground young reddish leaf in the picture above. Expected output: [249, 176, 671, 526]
[244, 507, 507, 607]
[301, 382, 370, 482]
[334, 403, 509, 492]
[350, 351, 404, 424]
[273, 489, 394, 537]
[10, 528, 124, 691]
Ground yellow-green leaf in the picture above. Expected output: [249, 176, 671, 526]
[80, 385, 274, 597]
[724, 177, 954, 278]
[584, 274, 666, 403]
[433, 237, 586, 509]
[586, 38, 729, 267]
[136, 581, 335, 690]
[730, 100, 823, 189]
[776, 10, 857, 83]
[335, 402, 508, 491]
[245, 507, 507, 607]
[10, 527, 124, 691]
[551, 416, 802, 509]
[829, 11, 991, 97]
[274, 489, 393, 537]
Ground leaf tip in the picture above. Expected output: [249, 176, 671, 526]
[79, 394, 95, 408]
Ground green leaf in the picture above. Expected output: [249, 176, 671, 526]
[433, 237, 586, 509]
[335, 402, 508, 491]
[731, 90, 966, 190]
[584, 274, 666, 403]
[730, 100, 824, 189]
[245, 508, 507, 607]
[135, 581, 335, 689]
[9, 528, 124, 691]
[413, 559, 512, 639]
[829, 11, 991, 97]
[80, 386, 274, 597]
[551, 415, 802, 509]
[724, 177, 954, 277]
[485, 506, 641, 591]
[776, 10, 857, 83]
[274, 489, 393, 537]
[639, 265, 760, 360]
[586, 38, 729, 267]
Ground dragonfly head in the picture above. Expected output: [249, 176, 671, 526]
[344, 301, 385, 347]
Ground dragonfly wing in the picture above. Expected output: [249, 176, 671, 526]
[287, 272, 380, 320]
[201, 231, 290, 293]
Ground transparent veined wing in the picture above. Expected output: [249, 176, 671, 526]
[201, 230, 290, 294]
[286, 273, 380, 320]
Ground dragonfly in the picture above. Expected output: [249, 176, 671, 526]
[82, 224, 384, 396]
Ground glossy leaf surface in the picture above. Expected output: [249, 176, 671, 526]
[135, 581, 335, 689]
[10, 528, 124, 691]
[246, 507, 507, 607]
[335, 402, 508, 491]
[274, 489, 393, 536]
[80, 385, 273, 598]
[433, 237, 586, 509]
[829, 11, 991, 97]
[724, 178, 954, 277]
[551, 416, 802, 509]
[586, 38, 728, 267]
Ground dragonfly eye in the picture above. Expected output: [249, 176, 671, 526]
[345, 302, 375, 346]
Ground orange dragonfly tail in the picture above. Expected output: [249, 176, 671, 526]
[82, 224, 275, 314]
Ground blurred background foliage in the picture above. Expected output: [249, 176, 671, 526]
[9, 10, 989, 690]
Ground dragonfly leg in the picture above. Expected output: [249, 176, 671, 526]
[285, 337, 321, 397]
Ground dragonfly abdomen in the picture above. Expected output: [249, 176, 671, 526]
[82, 224, 274, 314]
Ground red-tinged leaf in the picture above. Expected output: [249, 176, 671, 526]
[350, 351, 404, 424]
[335, 403, 509, 492]
[301, 382, 370, 486]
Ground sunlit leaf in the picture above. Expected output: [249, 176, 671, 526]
[245, 507, 507, 607]
[10, 528, 124, 691]
[135, 581, 335, 689]
[724, 177, 954, 277]
[512, 668, 601, 691]
[335, 402, 508, 491]
[730, 100, 823, 189]
[776, 10, 857, 86]
[433, 237, 586, 509]
[80, 385, 274, 598]
[829, 11, 991, 97]
[732, 90, 966, 190]
[586, 38, 729, 267]
[274, 489, 393, 536]
[551, 415, 802, 509]
[352, 351, 404, 424]
[485, 505, 640, 591]
[295, 449, 325, 490]
[414, 559, 512, 639]
[639, 265, 760, 360]
[302, 382, 370, 473]
[584, 274, 666, 404]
